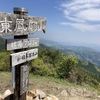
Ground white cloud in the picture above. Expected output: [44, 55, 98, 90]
[60, 22, 100, 32]
[60, 0, 100, 32]
[76, 9, 100, 21]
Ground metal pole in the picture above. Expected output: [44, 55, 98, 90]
[13, 7, 28, 100]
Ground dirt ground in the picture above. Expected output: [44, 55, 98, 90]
[0, 72, 100, 100]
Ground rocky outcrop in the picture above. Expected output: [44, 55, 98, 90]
[0, 88, 100, 100]
[0, 89, 13, 100]
[27, 89, 58, 100]
[0, 89, 58, 100]
[57, 87, 100, 100]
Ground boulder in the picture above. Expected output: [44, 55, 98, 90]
[58, 89, 68, 97]
[35, 89, 46, 99]
[46, 94, 58, 100]
[1, 94, 13, 100]
[3, 90, 11, 96]
[27, 90, 38, 100]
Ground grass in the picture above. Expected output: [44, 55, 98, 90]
[0, 72, 100, 95]
[0, 71, 12, 93]
[29, 73, 72, 85]
[29, 73, 100, 94]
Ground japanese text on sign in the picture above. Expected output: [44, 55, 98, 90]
[6, 38, 39, 50]
[0, 18, 39, 33]
[10, 48, 38, 66]
[0, 12, 46, 36]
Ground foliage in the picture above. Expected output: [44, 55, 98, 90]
[30, 47, 61, 77]
[57, 55, 78, 79]
[78, 60, 100, 76]
[0, 51, 11, 71]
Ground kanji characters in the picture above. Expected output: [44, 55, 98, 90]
[0, 17, 12, 33]
[0, 17, 40, 33]
[14, 19, 27, 33]
[28, 20, 37, 32]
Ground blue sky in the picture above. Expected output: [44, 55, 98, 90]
[0, 0, 100, 45]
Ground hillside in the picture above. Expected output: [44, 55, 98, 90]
[39, 43, 100, 77]
[0, 72, 100, 100]
[78, 60, 100, 76]
[51, 45, 100, 67]
[40, 39, 100, 67]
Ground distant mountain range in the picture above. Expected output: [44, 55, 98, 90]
[39, 43, 100, 77]
[40, 39, 100, 67]
[40, 38, 100, 52]
[40, 39, 60, 46]
[54, 45, 100, 67]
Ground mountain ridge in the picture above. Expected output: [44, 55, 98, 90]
[39, 39, 100, 67]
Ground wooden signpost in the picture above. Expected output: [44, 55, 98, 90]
[6, 38, 39, 50]
[0, 12, 46, 36]
[0, 7, 46, 100]
[10, 48, 38, 66]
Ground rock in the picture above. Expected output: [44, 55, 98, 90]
[42, 97, 50, 100]
[0, 94, 2, 99]
[27, 90, 38, 100]
[27, 90, 59, 100]
[83, 89, 92, 98]
[47, 94, 58, 100]
[66, 87, 71, 95]
[3, 89, 11, 96]
[98, 95, 100, 98]
[33, 96, 39, 100]
[66, 87, 76, 96]
[1, 94, 13, 100]
[35, 89, 46, 99]
[58, 90, 68, 97]
[75, 88, 83, 96]
[0, 89, 12, 100]
[91, 92, 98, 98]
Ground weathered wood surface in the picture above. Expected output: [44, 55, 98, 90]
[10, 48, 38, 66]
[6, 38, 39, 50]
[0, 12, 46, 36]
[20, 64, 29, 95]
[12, 66, 15, 88]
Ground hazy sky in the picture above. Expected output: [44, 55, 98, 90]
[0, 0, 100, 45]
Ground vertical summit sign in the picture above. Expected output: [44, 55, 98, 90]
[0, 12, 46, 36]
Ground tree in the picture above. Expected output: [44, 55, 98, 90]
[58, 55, 78, 79]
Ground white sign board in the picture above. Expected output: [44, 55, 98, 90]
[6, 38, 39, 50]
[10, 48, 38, 66]
[0, 12, 46, 36]
[20, 64, 29, 95]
